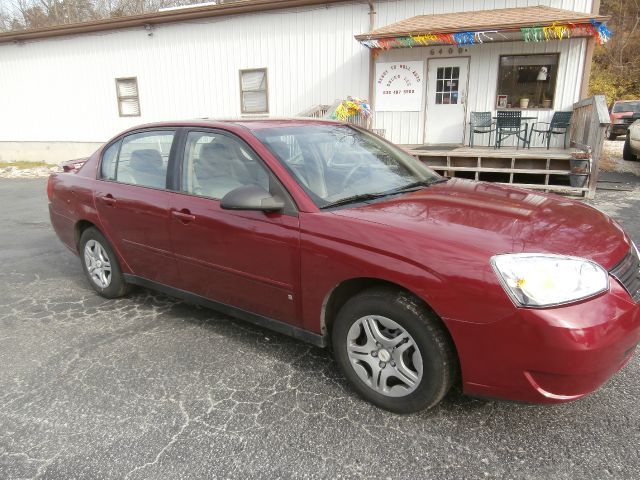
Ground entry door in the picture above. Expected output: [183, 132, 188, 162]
[169, 129, 301, 325]
[94, 130, 180, 286]
[425, 57, 469, 144]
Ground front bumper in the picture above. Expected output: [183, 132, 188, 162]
[612, 123, 631, 135]
[446, 279, 640, 403]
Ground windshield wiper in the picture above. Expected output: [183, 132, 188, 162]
[388, 177, 449, 194]
[320, 192, 392, 209]
[320, 178, 449, 210]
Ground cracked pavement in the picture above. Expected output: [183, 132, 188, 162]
[1, 177, 639, 479]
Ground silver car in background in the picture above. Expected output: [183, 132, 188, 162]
[624, 113, 640, 161]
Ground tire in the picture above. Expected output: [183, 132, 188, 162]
[623, 135, 637, 161]
[79, 227, 130, 298]
[332, 287, 458, 414]
[608, 130, 617, 141]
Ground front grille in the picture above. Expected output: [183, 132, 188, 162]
[610, 247, 640, 303]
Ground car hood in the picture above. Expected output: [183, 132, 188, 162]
[332, 179, 630, 270]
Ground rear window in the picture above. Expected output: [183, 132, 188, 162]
[613, 102, 640, 113]
[98, 130, 175, 190]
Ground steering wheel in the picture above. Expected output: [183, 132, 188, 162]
[340, 156, 367, 190]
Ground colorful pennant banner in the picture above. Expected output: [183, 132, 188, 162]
[521, 21, 612, 45]
[359, 20, 612, 51]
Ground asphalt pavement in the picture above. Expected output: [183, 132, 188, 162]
[1, 177, 639, 480]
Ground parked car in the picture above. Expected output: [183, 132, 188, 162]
[609, 100, 640, 140]
[48, 119, 640, 413]
[623, 114, 640, 161]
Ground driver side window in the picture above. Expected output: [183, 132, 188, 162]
[181, 131, 269, 199]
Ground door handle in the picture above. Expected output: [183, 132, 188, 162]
[99, 194, 117, 207]
[171, 209, 196, 223]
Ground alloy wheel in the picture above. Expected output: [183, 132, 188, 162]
[84, 239, 112, 288]
[346, 315, 423, 397]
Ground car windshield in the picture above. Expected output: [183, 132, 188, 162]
[613, 101, 640, 113]
[253, 124, 441, 208]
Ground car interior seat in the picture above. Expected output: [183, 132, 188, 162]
[268, 139, 327, 199]
[128, 149, 166, 188]
[194, 141, 246, 198]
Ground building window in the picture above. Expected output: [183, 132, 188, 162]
[435, 67, 460, 105]
[115, 77, 141, 117]
[496, 55, 559, 109]
[240, 68, 268, 114]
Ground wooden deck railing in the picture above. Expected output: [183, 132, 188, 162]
[297, 104, 331, 118]
[569, 95, 611, 198]
[298, 101, 372, 130]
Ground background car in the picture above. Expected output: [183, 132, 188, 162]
[623, 113, 640, 161]
[609, 100, 640, 140]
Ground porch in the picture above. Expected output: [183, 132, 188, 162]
[299, 95, 609, 199]
[401, 144, 583, 195]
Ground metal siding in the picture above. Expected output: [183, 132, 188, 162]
[373, 0, 593, 27]
[0, 0, 593, 144]
[0, 3, 370, 142]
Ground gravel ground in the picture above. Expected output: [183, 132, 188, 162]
[600, 139, 640, 176]
[0, 177, 639, 480]
[0, 166, 61, 179]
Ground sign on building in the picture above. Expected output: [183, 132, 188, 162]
[375, 61, 424, 112]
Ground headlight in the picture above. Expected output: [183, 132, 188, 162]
[491, 254, 609, 308]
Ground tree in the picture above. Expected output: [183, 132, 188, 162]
[589, 0, 640, 103]
[0, 1, 242, 29]
[5, 0, 99, 30]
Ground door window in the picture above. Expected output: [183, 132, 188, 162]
[100, 141, 120, 181]
[435, 67, 460, 105]
[181, 131, 270, 199]
[110, 131, 175, 189]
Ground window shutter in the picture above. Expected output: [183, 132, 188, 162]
[240, 69, 268, 114]
[116, 78, 141, 117]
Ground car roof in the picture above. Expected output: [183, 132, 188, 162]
[125, 117, 344, 132]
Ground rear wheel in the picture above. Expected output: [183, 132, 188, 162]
[332, 287, 457, 413]
[607, 127, 617, 141]
[623, 135, 637, 161]
[79, 227, 130, 298]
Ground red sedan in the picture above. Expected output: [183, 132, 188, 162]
[48, 119, 640, 413]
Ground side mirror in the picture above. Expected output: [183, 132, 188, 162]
[220, 185, 285, 213]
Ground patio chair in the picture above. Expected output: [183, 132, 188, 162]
[528, 111, 573, 149]
[495, 111, 529, 149]
[469, 112, 496, 147]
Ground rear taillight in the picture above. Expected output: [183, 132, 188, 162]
[47, 175, 54, 202]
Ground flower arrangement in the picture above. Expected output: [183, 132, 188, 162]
[332, 97, 372, 122]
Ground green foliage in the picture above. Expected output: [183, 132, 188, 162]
[589, 0, 640, 105]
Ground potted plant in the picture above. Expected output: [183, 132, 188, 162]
[519, 96, 530, 109]
[541, 91, 552, 109]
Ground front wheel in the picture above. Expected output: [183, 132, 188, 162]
[607, 126, 617, 141]
[79, 227, 130, 298]
[623, 135, 637, 161]
[332, 288, 458, 413]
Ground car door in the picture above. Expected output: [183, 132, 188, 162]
[168, 129, 301, 325]
[94, 129, 180, 285]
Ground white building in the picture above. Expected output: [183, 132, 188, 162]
[0, 0, 607, 162]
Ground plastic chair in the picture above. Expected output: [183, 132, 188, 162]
[495, 111, 529, 149]
[469, 112, 496, 147]
[528, 111, 573, 149]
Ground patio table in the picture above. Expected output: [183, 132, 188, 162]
[492, 115, 538, 148]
